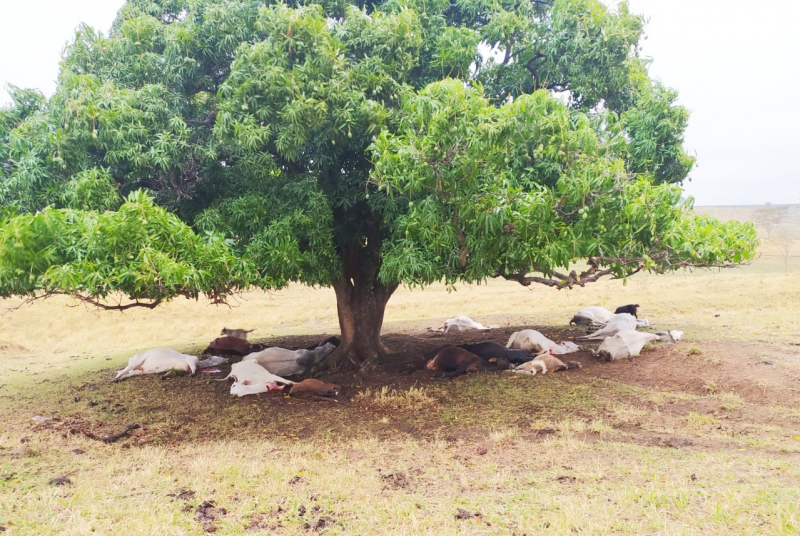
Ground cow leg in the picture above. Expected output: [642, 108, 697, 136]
[438, 362, 471, 378]
[113, 368, 145, 382]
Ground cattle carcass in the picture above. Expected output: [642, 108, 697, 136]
[114, 349, 199, 382]
[289, 379, 341, 397]
[205, 336, 261, 356]
[514, 352, 582, 375]
[426, 346, 511, 378]
[506, 330, 581, 355]
[666, 330, 683, 341]
[221, 360, 294, 397]
[433, 316, 499, 333]
[305, 336, 341, 351]
[221, 327, 254, 339]
[578, 313, 638, 340]
[458, 341, 534, 365]
[569, 306, 615, 326]
[614, 304, 640, 317]
[197, 356, 229, 369]
[593, 330, 677, 361]
[243, 343, 336, 376]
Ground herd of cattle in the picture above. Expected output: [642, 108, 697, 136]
[112, 303, 682, 397]
[424, 304, 682, 378]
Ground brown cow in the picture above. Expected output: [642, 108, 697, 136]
[205, 336, 263, 356]
[288, 379, 341, 397]
[426, 346, 511, 378]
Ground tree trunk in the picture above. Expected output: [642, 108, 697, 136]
[327, 276, 396, 371]
[315, 211, 398, 373]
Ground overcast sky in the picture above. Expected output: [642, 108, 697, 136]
[1, 0, 797, 206]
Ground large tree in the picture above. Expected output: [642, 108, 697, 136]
[0, 0, 757, 370]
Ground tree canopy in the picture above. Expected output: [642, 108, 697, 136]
[0, 0, 757, 365]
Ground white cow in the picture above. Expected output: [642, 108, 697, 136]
[197, 356, 229, 368]
[594, 329, 679, 361]
[514, 352, 582, 375]
[667, 330, 684, 341]
[221, 360, 295, 397]
[434, 316, 499, 333]
[243, 343, 336, 376]
[506, 329, 581, 355]
[569, 306, 615, 326]
[114, 349, 199, 382]
[578, 313, 638, 340]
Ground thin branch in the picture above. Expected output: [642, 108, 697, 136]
[500, 262, 613, 290]
[185, 111, 217, 127]
[73, 295, 164, 311]
[503, 44, 512, 65]
[7, 291, 165, 312]
[1, 296, 39, 315]
[499, 249, 750, 290]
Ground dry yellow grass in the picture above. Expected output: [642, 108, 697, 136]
[2, 414, 798, 535]
[354, 386, 439, 410]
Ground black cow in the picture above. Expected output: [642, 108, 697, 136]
[614, 304, 640, 318]
[458, 341, 534, 365]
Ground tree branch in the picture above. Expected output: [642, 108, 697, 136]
[500, 262, 613, 290]
[185, 111, 217, 127]
[72, 296, 164, 311]
[2, 291, 166, 312]
[499, 250, 750, 290]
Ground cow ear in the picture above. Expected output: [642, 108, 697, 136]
[489, 357, 497, 363]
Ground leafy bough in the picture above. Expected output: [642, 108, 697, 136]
[0, 190, 252, 309]
[372, 81, 758, 290]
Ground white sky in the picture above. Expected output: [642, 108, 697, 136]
[1, 0, 798, 206]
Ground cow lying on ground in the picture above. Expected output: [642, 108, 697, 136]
[514, 352, 582, 375]
[432, 316, 499, 333]
[305, 336, 341, 351]
[243, 343, 337, 376]
[614, 304, 640, 318]
[506, 330, 581, 354]
[220, 360, 294, 397]
[221, 327, 254, 340]
[426, 346, 511, 378]
[289, 379, 341, 397]
[594, 329, 681, 361]
[205, 336, 263, 356]
[114, 349, 199, 382]
[569, 306, 615, 326]
[458, 341, 534, 365]
[197, 355, 229, 368]
[578, 313, 638, 340]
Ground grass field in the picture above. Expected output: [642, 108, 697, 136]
[1, 215, 800, 534]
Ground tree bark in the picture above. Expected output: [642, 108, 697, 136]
[326, 275, 396, 371]
[316, 211, 398, 373]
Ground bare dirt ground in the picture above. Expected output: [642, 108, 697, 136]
[6, 325, 800, 453]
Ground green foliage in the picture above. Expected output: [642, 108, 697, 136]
[0, 191, 250, 303]
[0, 86, 46, 212]
[0, 0, 758, 307]
[371, 80, 757, 285]
[609, 81, 696, 184]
